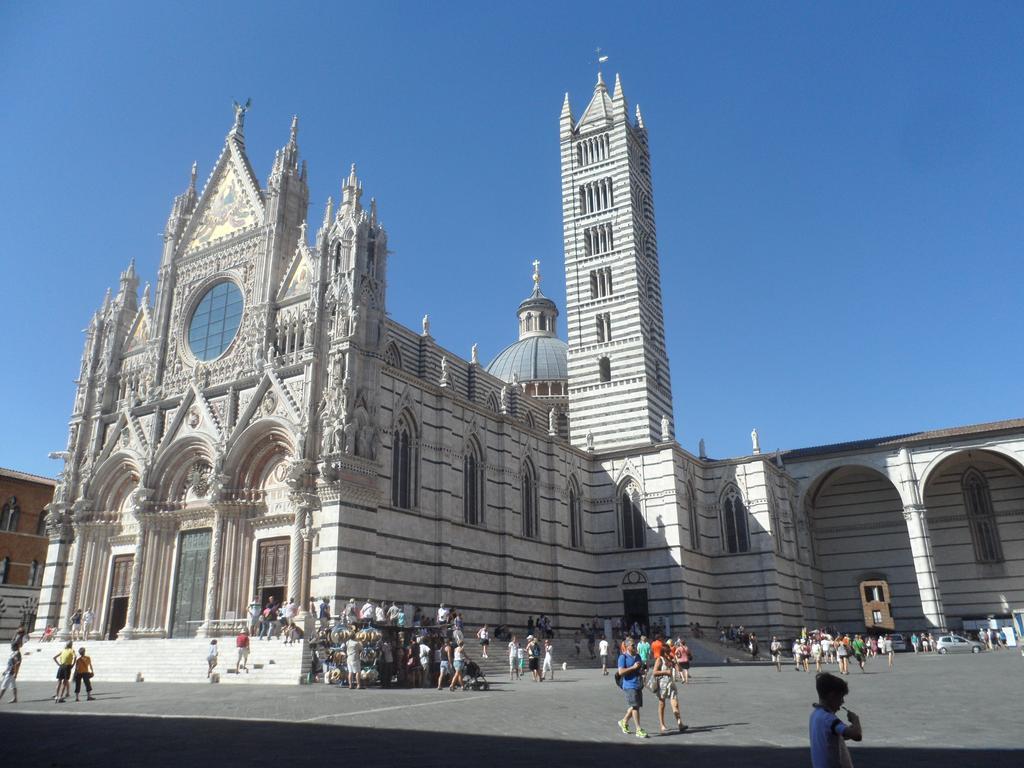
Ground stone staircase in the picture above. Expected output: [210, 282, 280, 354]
[15, 638, 307, 686]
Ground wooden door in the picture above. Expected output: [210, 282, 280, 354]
[169, 529, 211, 638]
[255, 537, 289, 605]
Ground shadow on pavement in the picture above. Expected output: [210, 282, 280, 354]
[3, 714, 1021, 767]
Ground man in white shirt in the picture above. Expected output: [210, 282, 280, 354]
[437, 603, 450, 625]
[418, 639, 432, 687]
[282, 599, 298, 644]
[599, 635, 610, 675]
[82, 609, 95, 640]
[360, 599, 375, 621]
[386, 602, 400, 625]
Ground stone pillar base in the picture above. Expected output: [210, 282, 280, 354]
[116, 627, 136, 641]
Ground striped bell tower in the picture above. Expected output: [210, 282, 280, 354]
[560, 72, 673, 452]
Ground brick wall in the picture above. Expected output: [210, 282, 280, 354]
[0, 471, 54, 586]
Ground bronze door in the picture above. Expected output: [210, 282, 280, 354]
[169, 529, 211, 638]
[106, 555, 133, 640]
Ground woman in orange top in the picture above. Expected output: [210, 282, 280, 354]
[73, 647, 95, 701]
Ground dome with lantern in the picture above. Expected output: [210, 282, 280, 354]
[486, 262, 568, 400]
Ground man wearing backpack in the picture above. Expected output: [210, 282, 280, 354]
[616, 636, 648, 738]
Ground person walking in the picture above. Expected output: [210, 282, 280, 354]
[675, 638, 692, 684]
[810, 672, 863, 768]
[53, 641, 75, 702]
[526, 635, 542, 682]
[883, 634, 894, 671]
[812, 638, 823, 673]
[652, 646, 686, 733]
[507, 635, 520, 680]
[82, 609, 94, 640]
[437, 639, 453, 690]
[836, 637, 848, 675]
[206, 639, 218, 679]
[749, 632, 759, 661]
[616, 636, 648, 738]
[0, 648, 21, 703]
[541, 639, 554, 681]
[73, 647, 94, 701]
[770, 636, 783, 672]
[235, 628, 250, 673]
[247, 597, 262, 635]
[852, 635, 867, 672]
[477, 624, 490, 659]
[573, 629, 582, 658]
[418, 637, 432, 688]
[449, 641, 468, 691]
[69, 609, 83, 642]
[599, 635, 610, 675]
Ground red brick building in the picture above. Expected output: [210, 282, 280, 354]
[0, 467, 55, 587]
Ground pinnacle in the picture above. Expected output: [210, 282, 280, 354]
[290, 114, 299, 143]
[635, 103, 644, 128]
[596, 71, 605, 88]
[612, 72, 623, 100]
[189, 161, 197, 190]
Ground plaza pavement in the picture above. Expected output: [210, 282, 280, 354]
[3, 650, 1021, 766]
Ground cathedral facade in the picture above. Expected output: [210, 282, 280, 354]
[37, 76, 1024, 642]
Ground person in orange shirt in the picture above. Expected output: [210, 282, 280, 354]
[73, 648, 95, 701]
[650, 633, 664, 661]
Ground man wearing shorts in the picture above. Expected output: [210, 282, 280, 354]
[599, 635, 610, 675]
[477, 624, 490, 659]
[616, 636, 648, 738]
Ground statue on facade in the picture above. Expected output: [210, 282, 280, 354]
[548, 408, 557, 435]
[661, 414, 670, 442]
[421, 314, 430, 336]
[471, 343, 478, 365]
[698, 438, 706, 459]
[751, 428, 760, 455]
[586, 430, 595, 452]
[439, 357, 450, 387]
[500, 385, 510, 413]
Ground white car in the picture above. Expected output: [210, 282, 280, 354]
[935, 634, 984, 654]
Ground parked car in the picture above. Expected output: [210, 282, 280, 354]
[886, 633, 911, 652]
[935, 634, 984, 654]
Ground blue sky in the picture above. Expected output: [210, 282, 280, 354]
[1, 1, 1022, 477]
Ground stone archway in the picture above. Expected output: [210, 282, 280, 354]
[921, 449, 1024, 626]
[805, 465, 926, 631]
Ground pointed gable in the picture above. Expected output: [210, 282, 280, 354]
[576, 74, 614, 130]
[278, 243, 313, 301]
[123, 306, 151, 353]
[183, 136, 265, 254]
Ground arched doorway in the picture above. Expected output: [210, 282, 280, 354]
[806, 466, 924, 631]
[922, 449, 1024, 629]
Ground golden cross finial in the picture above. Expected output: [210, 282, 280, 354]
[532, 259, 541, 288]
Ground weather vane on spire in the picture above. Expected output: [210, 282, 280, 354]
[594, 47, 609, 65]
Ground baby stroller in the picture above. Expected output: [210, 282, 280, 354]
[462, 659, 489, 691]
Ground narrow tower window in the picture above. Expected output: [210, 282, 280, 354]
[598, 357, 611, 383]
[962, 468, 1003, 563]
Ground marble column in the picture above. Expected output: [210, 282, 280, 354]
[118, 526, 147, 640]
[196, 511, 224, 638]
[287, 507, 306, 606]
[57, 525, 83, 641]
[35, 515, 74, 635]
[903, 504, 947, 631]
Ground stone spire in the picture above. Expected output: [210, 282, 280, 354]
[339, 163, 363, 217]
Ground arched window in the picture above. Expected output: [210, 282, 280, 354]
[0, 557, 9, 584]
[721, 487, 750, 553]
[569, 479, 583, 549]
[384, 342, 402, 370]
[333, 242, 342, 273]
[28, 559, 40, 586]
[37, 509, 49, 537]
[463, 442, 484, 526]
[391, 413, 417, 510]
[687, 483, 700, 551]
[962, 468, 1003, 563]
[619, 484, 645, 549]
[0, 497, 18, 532]
[598, 357, 611, 383]
[522, 462, 538, 539]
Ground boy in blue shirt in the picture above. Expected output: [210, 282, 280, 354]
[810, 672, 863, 767]
[616, 636, 648, 738]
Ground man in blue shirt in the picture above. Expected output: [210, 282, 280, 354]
[616, 636, 648, 738]
[810, 672, 863, 767]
